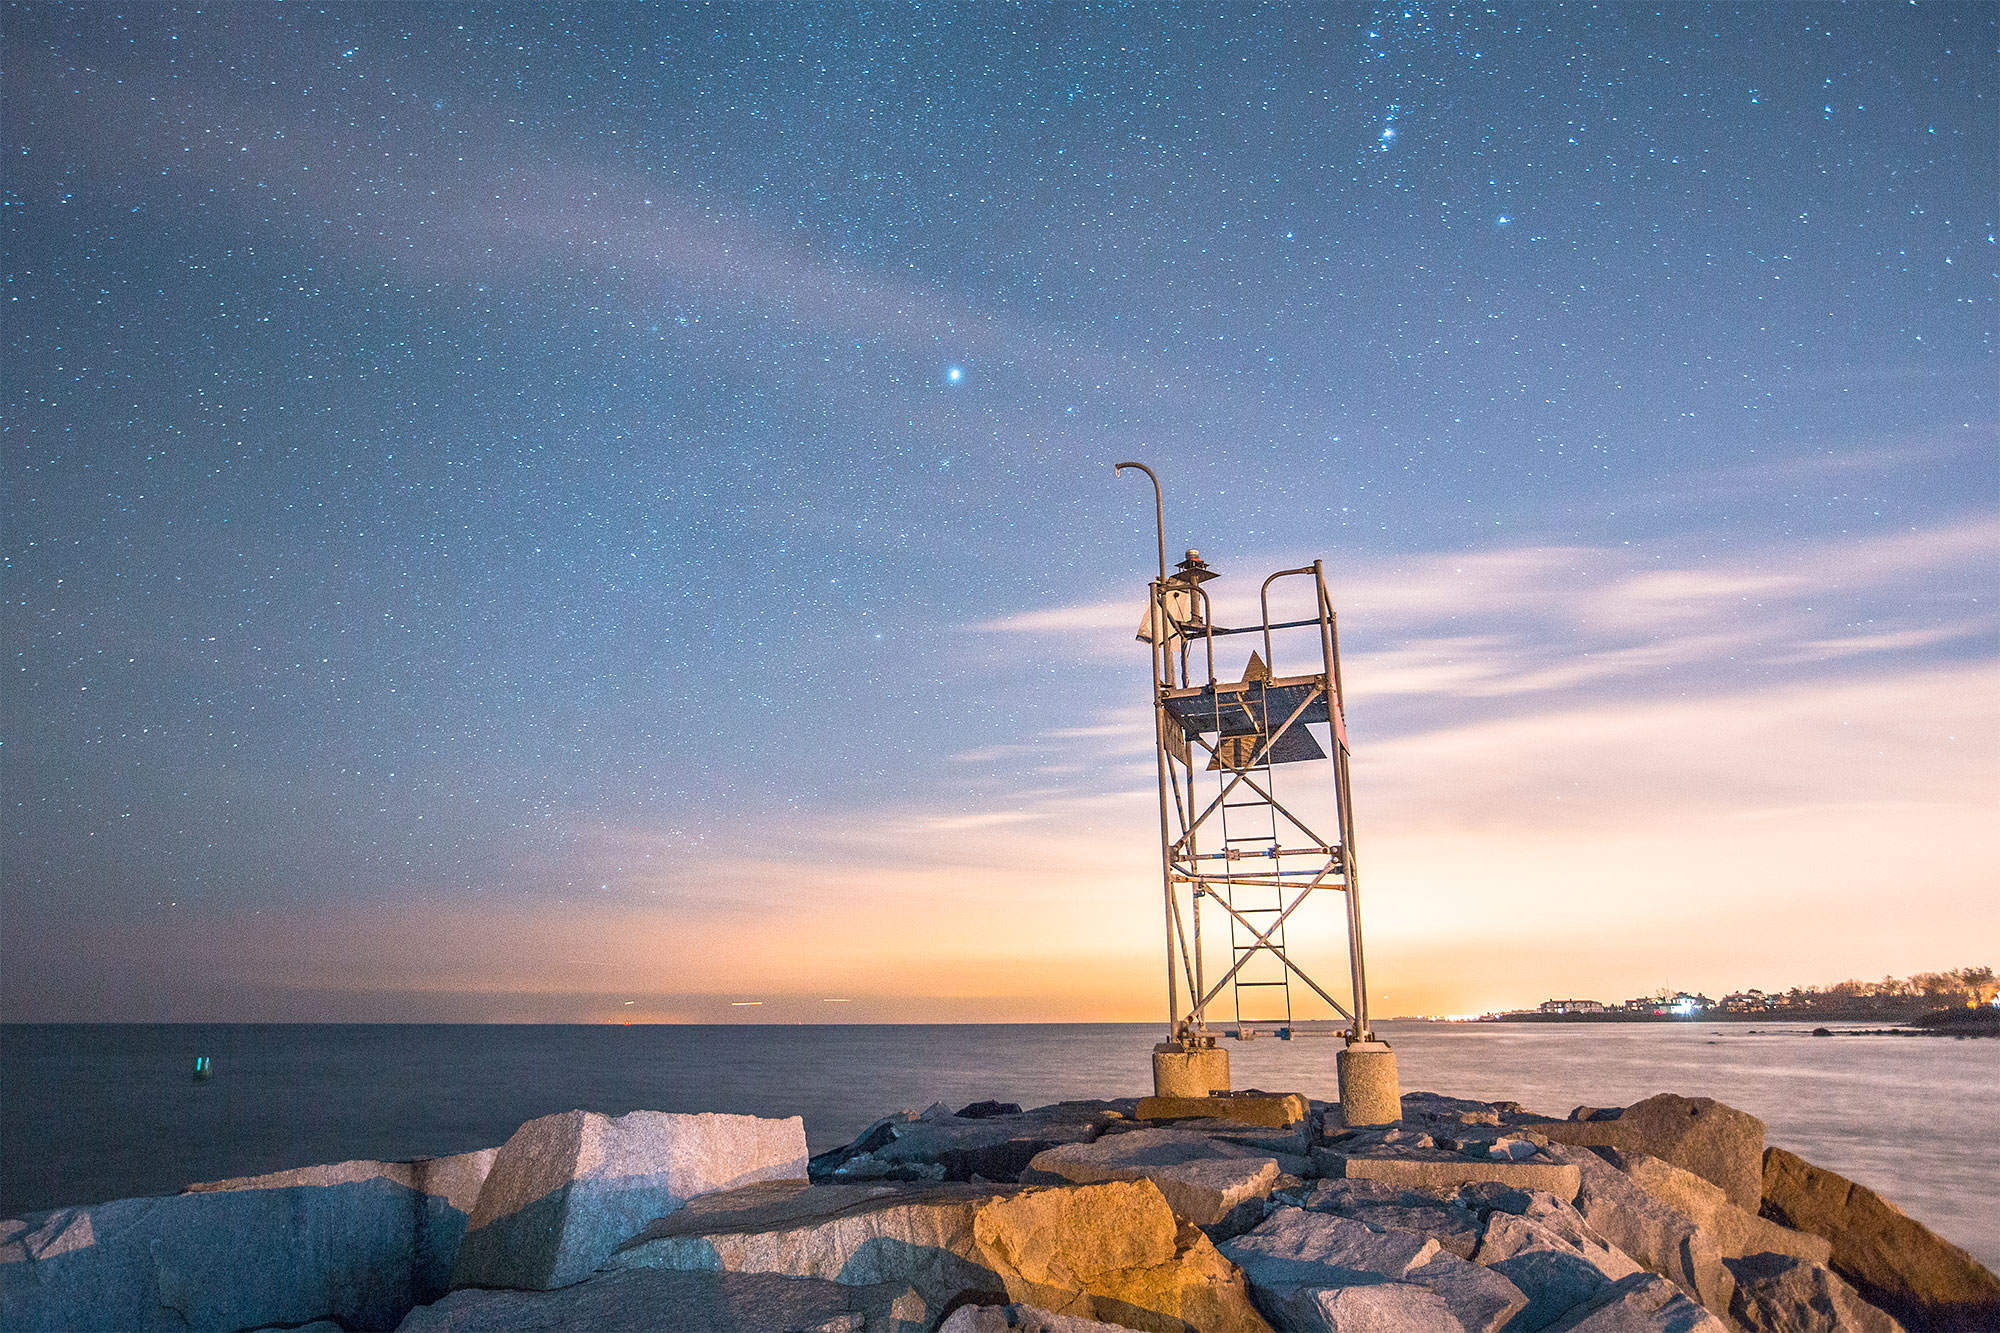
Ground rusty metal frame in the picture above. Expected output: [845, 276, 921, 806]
[1119, 466, 1374, 1045]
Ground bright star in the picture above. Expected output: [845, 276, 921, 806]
[946, 365, 963, 383]
[1497, 215, 1510, 226]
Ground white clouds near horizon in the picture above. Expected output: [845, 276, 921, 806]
[676, 515, 2000, 1014]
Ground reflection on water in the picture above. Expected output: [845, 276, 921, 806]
[3, 1020, 1994, 1269]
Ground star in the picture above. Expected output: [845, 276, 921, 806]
[946, 365, 964, 384]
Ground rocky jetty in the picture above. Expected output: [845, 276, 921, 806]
[3, 1089, 1994, 1333]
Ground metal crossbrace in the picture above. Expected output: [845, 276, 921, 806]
[1175, 685, 1330, 852]
[1192, 880, 1354, 1022]
[1133, 550, 1373, 1045]
[1169, 697, 1354, 1029]
[1217, 687, 1289, 1033]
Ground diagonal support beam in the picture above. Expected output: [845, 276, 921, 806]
[1182, 861, 1353, 1023]
[1176, 689, 1336, 853]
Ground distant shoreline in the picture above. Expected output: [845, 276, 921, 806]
[1487, 1008, 1999, 1035]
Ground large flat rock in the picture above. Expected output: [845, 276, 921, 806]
[187, 1151, 497, 1214]
[1724, 1251, 1905, 1333]
[1462, 1187, 1643, 1332]
[1297, 1282, 1466, 1332]
[1539, 1096, 1764, 1213]
[1596, 1149, 1829, 1265]
[397, 1266, 926, 1332]
[1547, 1144, 1734, 1320]
[1410, 1250, 1534, 1333]
[1022, 1128, 1282, 1234]
[1135, 1093, 1311, 1129]
[1223, 1207, 1525, 1333]
[1400, 1093, 1505, 1128]
[1474, 1213, 1638, 1332]
[1464, 1195, 1642, 1282]
[620, 1179, 1266, 1330]
[1315, 1152, 1582, 1201]
[1, 1148, 497, 1333]
[1287, 1179, 1486, 1261]
[1540, 1272, 1728, 1333]
[451, 1109, 807, 1292]
[1760, 1147, 2000, 1333]
[1171, 1116, 1319, 1161]
[1224, 1207, 1442, 1284]
[937, 1303, 1134, 1333]
[972, 1179, 1273, 1333]
[610, 1178, 1011, 1318]
[814, 1102, 1128, 1185]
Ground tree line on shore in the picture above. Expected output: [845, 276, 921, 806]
[1731, 965, 1996, 1014]
[1807, 965, 1995, 1008]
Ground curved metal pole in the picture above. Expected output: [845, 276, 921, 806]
[1113, 462, 1167, 590]
[1149, 579, 1179, 1038]
[1115, 461, 1179, 1039]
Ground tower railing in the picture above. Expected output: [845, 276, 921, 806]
[1131, 533, 1372, 1045]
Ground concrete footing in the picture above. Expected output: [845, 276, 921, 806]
[1137, 1092, 1308, 1127]
[1151, 1040, 1229, 1098]
[1336, 1041, 1401, 1126]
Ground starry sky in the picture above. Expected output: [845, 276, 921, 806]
[4, 3, 1994, 1023]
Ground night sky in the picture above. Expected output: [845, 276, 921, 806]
[4, 3, 1994, 1022]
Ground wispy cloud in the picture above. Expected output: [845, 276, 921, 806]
[974, 601, 1137, 636]
[971, 516, 2000, 715]
[947, 743, 1042, 764]
[1666, 434, 1992, 504]
[698, 515, 2000, 1012]
[1777, 618, 1999, 665]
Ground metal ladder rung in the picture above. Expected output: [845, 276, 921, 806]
[1219, 744, 1291, 1038]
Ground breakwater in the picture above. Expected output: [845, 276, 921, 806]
[5, 1086, 1997, 1332]
[7, 1021, 1998, 1273]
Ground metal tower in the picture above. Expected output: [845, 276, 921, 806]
[1116, 463, 1379, 1066]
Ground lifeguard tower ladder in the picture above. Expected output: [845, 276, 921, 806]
[1117, 463, 1399, 1121]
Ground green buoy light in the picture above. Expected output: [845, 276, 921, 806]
[192, 1055, 213, 1082]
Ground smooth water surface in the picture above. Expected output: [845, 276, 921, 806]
[3, 1020, 1994, 1269]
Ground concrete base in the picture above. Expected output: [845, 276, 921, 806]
[1151, 1041, 1229, 1098]
[1335, 1041, 1402, 1127]
[1136, 1092, 1309, 1128]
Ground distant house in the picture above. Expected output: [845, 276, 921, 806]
[1619, 992, 1711, 1016]
[1719, 990, 1774, 1013]
[1539, 998, 1606, 1014]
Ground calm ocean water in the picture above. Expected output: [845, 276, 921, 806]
[3, 1021, 1994, 1270]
